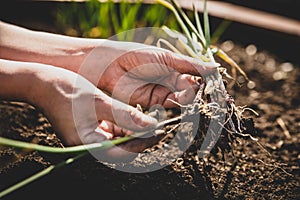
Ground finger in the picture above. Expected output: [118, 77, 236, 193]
[109, 74, 174, 108]
[128, 83, 199, 108]
[77, 128, 110, 145]
[77, 121, 129, 144]
[163, 51, 219, 76]
[115, 134, 164, 153]
[95, 120, 163, 163]
[117, 48, 217, 81]
[128, 83, 172, 108]
[95, 123, 114, 139]
[83, 121, 163, 163]
[159, 72, 203, 91]
[98, 120, 133, 137]
[95, 91, 158, 132]
[77, 127, 163, 163]
[100, 133, 165, 163]
[162, 85, 199, 108]
[110, 70, 201, 108]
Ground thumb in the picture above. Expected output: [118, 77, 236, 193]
[95, 93, 158, 132]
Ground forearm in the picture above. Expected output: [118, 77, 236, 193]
[0, 21, 104, 72]
[0, 59, 40, 103]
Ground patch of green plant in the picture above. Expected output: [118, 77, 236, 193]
[55, 0, 179, 39]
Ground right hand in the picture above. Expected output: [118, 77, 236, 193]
[18, 61, 159, 160]
[78, 40, 218, 108]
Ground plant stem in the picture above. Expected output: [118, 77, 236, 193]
[170, 0, 206, 48]
[203, 0, 210, 49]
[0, 153, 86, 198]
[155, 0, 196, 52]
[193, 3, 205, 44]
[0, 135, 133, 154]
[0, 115, 186, 198]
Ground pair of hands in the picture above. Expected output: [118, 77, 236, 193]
[0, 21, 216, 159]
[34, 41, 215, 159]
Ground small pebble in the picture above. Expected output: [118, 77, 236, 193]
[273, 71, 287, 80]
[249, 91, 259, 98]
[255, 52, 266, 63]
[247, 81, 256, 89]
[246, 44, 257, 56]
[221, 40, 234, 52]
[265, 58, 276, 72]
[280, 62, 294, 72]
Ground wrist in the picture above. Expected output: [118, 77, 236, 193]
[0, 59, 40, 103]
[0, 21, 105, 72]
[0, 59, 66, 110]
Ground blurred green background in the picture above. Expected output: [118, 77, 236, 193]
[55, 0, 180, 39]
[0, 0, 299, 64]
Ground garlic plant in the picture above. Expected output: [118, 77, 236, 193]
[156, 0, 256, 156]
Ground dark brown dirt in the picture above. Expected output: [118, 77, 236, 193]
[0, 40, 299, 200]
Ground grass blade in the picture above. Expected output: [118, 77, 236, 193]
[193, 3, 205, 44]
[170, 0, 206, 48]
[157, 38, 184, 55]
[155, 0, 195, 52]
[203, 0, 210, 49]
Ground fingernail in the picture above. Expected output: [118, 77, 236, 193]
[131, 111, 158, 129]
[98, 120, 109, 130]
[141, 114, 158, 128]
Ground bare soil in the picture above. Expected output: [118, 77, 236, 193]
[0, 40, 299, 200]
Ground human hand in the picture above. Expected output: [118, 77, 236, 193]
[0, 22, 218, 161]
[0, 60, 160, 160]
[0, 22, 217, 108]
[78, 40, 218, 109]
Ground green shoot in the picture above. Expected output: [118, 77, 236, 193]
[193, 3, 205, 44]
[0, 153, 86, 198]
[203, 0, 210, 49]
[156, 0, 196, 52]
[169, 0, 206, 48]
[156, 0, 214, 62]
[0, 130, 149, 198]
[157, 0, 248, 82]
[0, 132, 144, 154]
[156, 0, 256, 160]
